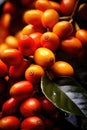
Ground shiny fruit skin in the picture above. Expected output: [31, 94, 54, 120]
[0, 116, 20, 130]
[76, 29, 87, 47]
[53, 21, 73, 40]
[34, 0, 52, 11]
[34, 47, 55, 68]
[41, 31, 60, 52]
[41, 9, 59, 29]
[23, 9, 43, 26]
[21, 116, 45, 130]
[0, 43, 9, 53]
[10, 80, 33, 101]
[60, 0, 76, 15]
[5, 35, 18, 49]
[51, 61, 74, 76]
[30, 32, 42, 50]
[20, 97, 41, 117]
[25, 64, 45, 84]
[22, 24, 45, 36]
[0, 59, 8, 77]
[9, 59, 30, 79]
[0, 49, 23, 66]
[2, 97, 19, 115]
[18, 35, 35, 56]
[61, 36, 82, 54]
[49, 1, 61, 12]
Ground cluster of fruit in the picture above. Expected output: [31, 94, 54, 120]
[0, 0, 87, 130]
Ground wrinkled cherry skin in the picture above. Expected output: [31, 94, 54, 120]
[60, 0, 76, 15]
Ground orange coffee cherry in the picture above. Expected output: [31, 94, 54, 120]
[49, 1, 61, 12]
[76, 29, 87, 47]
[51, 61, 74, 76]
[22, 24, 45, 36]
[41, 9, 59, 29]
[25, 64, 45, 84]
[0, 49, 23, 66]
[34, 47, 56, 68]
[5, 35, 18, 49]
[41, 31, 60, 52]
[61, 36, 82, 55]
[34, 0, 52, 11]
[52, 21, 73, 39]
[23, 9, 43, 26]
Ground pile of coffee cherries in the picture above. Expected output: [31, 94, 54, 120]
[0, 0, 87, 130]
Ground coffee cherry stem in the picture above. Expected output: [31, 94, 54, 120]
[74, 21, 80, 31]
[59, 16, 71, 21]
[71, 0, 80, 20]
[59, 0, 80, 23]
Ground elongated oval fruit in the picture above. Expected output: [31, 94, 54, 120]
[34, 47, 55, 68]
[0, 49, 23, 66]
[51, 61, 74, 76]
[2, 97, 19, 115]
[21, 116, 44, 130]
[23, 9, 43, 25]
[53, 21, 73, 39]
[10, 80, 33, 101]
[25, 64, 45, 84]
[0, 116, 20, 130]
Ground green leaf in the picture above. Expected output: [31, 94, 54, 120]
[41, 75, 87, 118]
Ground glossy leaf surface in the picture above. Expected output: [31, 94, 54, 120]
[41, 76, 87, 118]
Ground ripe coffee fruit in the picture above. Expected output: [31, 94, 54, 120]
[34, 47, 56, 68]
[41, 31, 60, 52]
[25, 64, 45, 84]
[0, 116, 20, 130]
[41, 9, 59, 29]
[10, 80, 33, 101]
[0, 49, 23, 66]
[18, 35, 35, 56]
[61, 36, 82, 54]
[2, 97, 19, 115]
[21, 116, 45, 130]
[20, 97, 41, 117]
[23, 9, 43, 26]
[51, 61, 74, 76]
[53, 21, 73, 39]
[76, 29, 87, 47]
